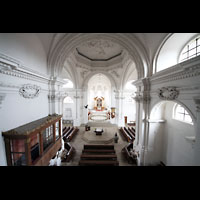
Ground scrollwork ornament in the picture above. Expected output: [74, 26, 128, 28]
[158, 87, 179, 100]
[19, 84, 41, 99]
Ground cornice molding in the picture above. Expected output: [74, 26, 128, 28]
[0, 52, 50, 84]
[150, 56, 200, 85]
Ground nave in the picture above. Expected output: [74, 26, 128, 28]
[56, 122, 138, 166]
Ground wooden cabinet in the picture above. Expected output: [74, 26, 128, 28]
[2, 114, 62, 166]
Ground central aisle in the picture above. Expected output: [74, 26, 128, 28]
[60, 122, 134, 166]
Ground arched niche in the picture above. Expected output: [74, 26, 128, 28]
[87, 73, 112, 111]
[148, 100, 196, 166]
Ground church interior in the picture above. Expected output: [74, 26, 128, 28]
[0, 33, 200, 166]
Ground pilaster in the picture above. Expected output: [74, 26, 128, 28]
[193, 97, 200, 165]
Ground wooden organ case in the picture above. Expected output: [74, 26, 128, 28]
[2, 114, 62, 166]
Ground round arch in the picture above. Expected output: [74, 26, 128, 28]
[153, 33, 199, 73]
[150, 99, 196, 123]
[82, 71, 117, 90]
[47, 33, 149, 79]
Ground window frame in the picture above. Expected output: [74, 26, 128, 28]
[178, 35, 200, 63]
[173, 104, 193, 125]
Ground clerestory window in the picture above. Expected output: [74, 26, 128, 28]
[179, 35, 200, 63]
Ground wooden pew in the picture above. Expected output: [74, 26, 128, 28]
[119, 127, 132, 142]
[124, 127, 135, 141]
[67, 127, 79, 141]
[128, 127, 135, 136]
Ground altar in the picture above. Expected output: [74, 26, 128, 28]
[94, 128, 103, 135]
[88, 110, 109, 121]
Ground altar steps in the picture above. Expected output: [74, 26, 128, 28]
[82, 149, 116, 154]
[81, 154, 117, 160]
[79, 144, 119, 166]
[79, 160, 119, 166]
[83, 144, 114, 150]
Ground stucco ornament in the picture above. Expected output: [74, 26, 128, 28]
[158, 87, 179, 100]
[19, 84, 41, 99]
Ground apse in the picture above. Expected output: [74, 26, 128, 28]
[87, 73, 111, 110]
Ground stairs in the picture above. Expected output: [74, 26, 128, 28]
[79, 144, 119, 166]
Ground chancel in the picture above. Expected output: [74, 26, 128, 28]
[0, 33, 200, 166]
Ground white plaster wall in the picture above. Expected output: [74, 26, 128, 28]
[0, 33, 47, 75]
[161, 102, 195, 166]
[0, 74, 49, 166]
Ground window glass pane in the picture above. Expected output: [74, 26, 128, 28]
[197, 38, 200, 46]
[10, 139, 26, 166]
[180, 52, 187, 61]
[185, 114, 193, 123]
[176, 113, 184, 121]
[56, 121, 60, 140]
[197, 46, 200, 54]
[189, 41, 196, 50]
[189, 48, 196, 57]
[177, 105, 184, 113]
[189, 49, 196, 57]
[179, 35, 200, 63]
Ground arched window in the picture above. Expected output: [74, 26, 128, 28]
[179, 35, 200, 63]
[63, 96, 74, 104]
[173, 104, 193, 125]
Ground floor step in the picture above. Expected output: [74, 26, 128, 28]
[84, 144, 114, 150]
[79, 160, 119, 166]
[81, 154, 117, 160]
[82, 149, 116, 154]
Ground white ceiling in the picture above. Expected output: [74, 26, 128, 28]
[35, 33, 169, 60]
[76, 39, 122, 60]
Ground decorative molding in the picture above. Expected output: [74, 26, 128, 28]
[150, 56, 200, 85]
[73, 95, 83, 99]
[0, 93, 6, 109]
[157, 87, 179, 100]
[19, 84, 41, 99]
[0, 52, 50, 84]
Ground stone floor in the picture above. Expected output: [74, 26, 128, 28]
[60, 122, 136, 166]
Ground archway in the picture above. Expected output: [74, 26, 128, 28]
[148, 100, 195, 165]
[87, 73, 112, 122]
[48, 33, 149, 79]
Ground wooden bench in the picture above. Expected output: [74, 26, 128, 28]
[79, 160, 119, 166]
[61, 142, 75, 162]
[67, 127, 79, 141]
[124, 127, 135, 141]
[119, 127, 132, 142]
[128, 127, 135, 136]
[62, 126, 70, 137]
